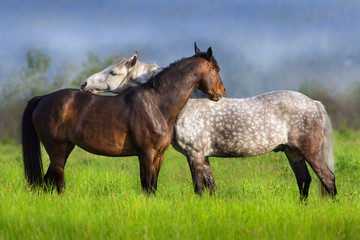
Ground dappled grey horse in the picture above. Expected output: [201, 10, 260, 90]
[81, 45, 336, 199]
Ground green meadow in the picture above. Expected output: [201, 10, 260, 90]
[1, 129, 360, 239]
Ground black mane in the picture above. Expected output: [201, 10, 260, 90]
[144, 53, 215, 92]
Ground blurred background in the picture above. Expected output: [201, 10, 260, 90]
[1, 0, 360, 141]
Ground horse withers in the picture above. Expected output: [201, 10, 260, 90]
[21, 46, 225, 193]
[81, 44, 337, 199]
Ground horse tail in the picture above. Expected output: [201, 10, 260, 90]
[22, 96, 44, 188]
[315, 101, 335, 196]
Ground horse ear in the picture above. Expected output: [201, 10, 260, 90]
[129, 51, 138, 67]
[194, 42, 201, 54]
[206, 47, 213, 61]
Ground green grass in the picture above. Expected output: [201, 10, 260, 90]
[1, 130, 360, 239]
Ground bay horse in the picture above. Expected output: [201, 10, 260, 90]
[22, 46, 225, 193]
[81, 44, 337, 199]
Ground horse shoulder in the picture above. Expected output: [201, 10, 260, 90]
[130, 91, 169, 137]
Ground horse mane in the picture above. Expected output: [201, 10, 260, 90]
[138, 62, 160, 75]
[145, 53, 215, 92]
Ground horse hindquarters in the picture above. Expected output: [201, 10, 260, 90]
[294, 120, 337, 197]
[30, 93, 75, 193]
[303, 103, 336, 197]
[22, 95, 75, 192]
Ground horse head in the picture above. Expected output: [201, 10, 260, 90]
[80, 52, 161, 93]
[194, 43, 226, 101]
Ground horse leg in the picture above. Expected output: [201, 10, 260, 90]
[284, 148, 312, 200]
[187, 153, 205, 195]
[303, 153, 337, 197]
[44, 141, 75, 193]
[204, 157, 216, 194]
[151, 154, 164, 191]
[138, 152, 156, 194]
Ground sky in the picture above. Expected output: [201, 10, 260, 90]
[1, 0, 360, 96]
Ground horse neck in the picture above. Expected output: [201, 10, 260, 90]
[133, 62, 208, 100]
[152, 58, 205, 123]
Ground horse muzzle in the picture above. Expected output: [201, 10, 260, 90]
[210, 87, 225, 101]
[211, 94, 222, 101]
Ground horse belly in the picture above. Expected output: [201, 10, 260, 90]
[210, 118, 288, 157]
[69, 123, 138, 157]
[211, 135, 280, 157]
[74, 132, 137, 157]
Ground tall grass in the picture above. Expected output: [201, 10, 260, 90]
[1, 130, 360, 239]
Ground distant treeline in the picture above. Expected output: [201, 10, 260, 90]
[0, 50, 120, 142]
[1, 50, 360, 142]
[299, 77, 360, 130]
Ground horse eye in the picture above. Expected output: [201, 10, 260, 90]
[110, 70, 117, 76]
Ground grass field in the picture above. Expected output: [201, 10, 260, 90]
[1, 129, 360, 239]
